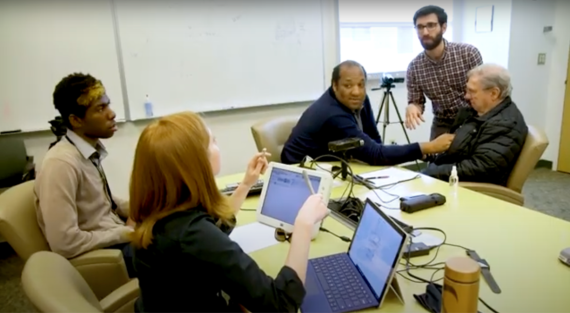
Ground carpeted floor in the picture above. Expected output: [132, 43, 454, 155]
[1, 168, 569, 313]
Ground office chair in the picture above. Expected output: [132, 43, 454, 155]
[250, 117, 298, 163]
[21, 251, 139, 313]
[0, 181, 131, 300]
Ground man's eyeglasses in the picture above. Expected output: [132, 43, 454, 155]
[274, 228, 293, 242]
[415, 23, 439, 32]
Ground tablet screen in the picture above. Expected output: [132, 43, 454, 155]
[260, 167, 321, 225]
[348, 201, 406, 299]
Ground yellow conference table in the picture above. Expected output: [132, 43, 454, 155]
[217, 164, 570, 313]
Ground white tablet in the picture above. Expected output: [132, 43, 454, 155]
[256, 162, 334, 239]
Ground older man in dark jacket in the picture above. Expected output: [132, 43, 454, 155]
[422, 63, 528, 186]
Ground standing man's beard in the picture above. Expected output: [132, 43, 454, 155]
[421, 32, 444, 50]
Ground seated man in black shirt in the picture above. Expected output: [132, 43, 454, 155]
[281, 60, 454, 165]
[422, 63, 528, 185]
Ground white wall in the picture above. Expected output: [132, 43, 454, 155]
[339, 0, 454, 23]
[544, 0, 570, 167]
[508, 0, 556, 132]
[458, 0, 512, 66]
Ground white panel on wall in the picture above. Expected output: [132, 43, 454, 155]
[0, 0, 125, 133]
[114, 0, 326, 120]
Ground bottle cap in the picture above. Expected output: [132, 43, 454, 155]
[451, 165, 458, 176]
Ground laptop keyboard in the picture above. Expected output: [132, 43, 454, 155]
[312, 254, 376, 312]
[219, 180, 263, 196]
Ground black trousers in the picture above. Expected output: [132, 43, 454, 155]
[106, 242, 136, 278]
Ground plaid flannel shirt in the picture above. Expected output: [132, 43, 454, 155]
[406, 40, 483, 120]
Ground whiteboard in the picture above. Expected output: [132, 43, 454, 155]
[0, 0, 125, 133]
[114, 0, 326, 120]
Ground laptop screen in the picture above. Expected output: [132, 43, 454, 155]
[347, 201, 406, 299]
[260, 167, 321, 225]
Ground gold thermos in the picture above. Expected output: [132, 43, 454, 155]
[441, 257, 481, 313]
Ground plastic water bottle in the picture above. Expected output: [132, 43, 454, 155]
[449, 165, 459, 196]
[144, 95, 153, 118]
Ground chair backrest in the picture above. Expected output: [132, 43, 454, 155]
[0, 137, 28, 187]
[0, 181, 50, 260]
[251, 117, 299, 163]
[21, 251, 104, 313]
[506, 125, 549, 193]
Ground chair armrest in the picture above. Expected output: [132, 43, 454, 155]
[70, 249, 130, 300]
[459, 182, 524, 206]
[100, 278, 140, 313]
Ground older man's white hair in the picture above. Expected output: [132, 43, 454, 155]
[467, 63, 512, 99]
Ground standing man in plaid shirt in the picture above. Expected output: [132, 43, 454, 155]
[405, 5, 483, 140]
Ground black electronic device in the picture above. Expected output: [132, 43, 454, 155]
[220, 180, 264, 196]
[400, 193, 446, 214]
[329, 198, 414, 234]
[404, 242, 432, 258]
[328, 137, 364, 153]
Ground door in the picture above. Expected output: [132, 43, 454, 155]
[557, 49, 570, 173]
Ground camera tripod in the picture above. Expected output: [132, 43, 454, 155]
[372, 82, 412, 145]
[372, 82, 421, 170]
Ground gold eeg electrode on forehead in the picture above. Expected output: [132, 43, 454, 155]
[76, 81, 105, 106]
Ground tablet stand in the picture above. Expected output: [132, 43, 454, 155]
[380, 275, 405, 307]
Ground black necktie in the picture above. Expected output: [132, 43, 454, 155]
[91, 152, 118, 211]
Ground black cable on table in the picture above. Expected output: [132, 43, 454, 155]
[307, 154, 361, 200]
[304, 155, 424, 213]
[319, 227, 351, 242]
[306, 155, 373, 223]
[396, 227, 499, 313]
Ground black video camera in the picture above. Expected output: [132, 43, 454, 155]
[382, 74, 405, 86]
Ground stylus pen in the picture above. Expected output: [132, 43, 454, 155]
[365, 176, 390, 180]
[302, 170, 316, 195]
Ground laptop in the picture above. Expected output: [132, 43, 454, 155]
[301, 198, 408, 313]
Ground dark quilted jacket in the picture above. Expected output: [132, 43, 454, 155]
[422, 97, 528, 186]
